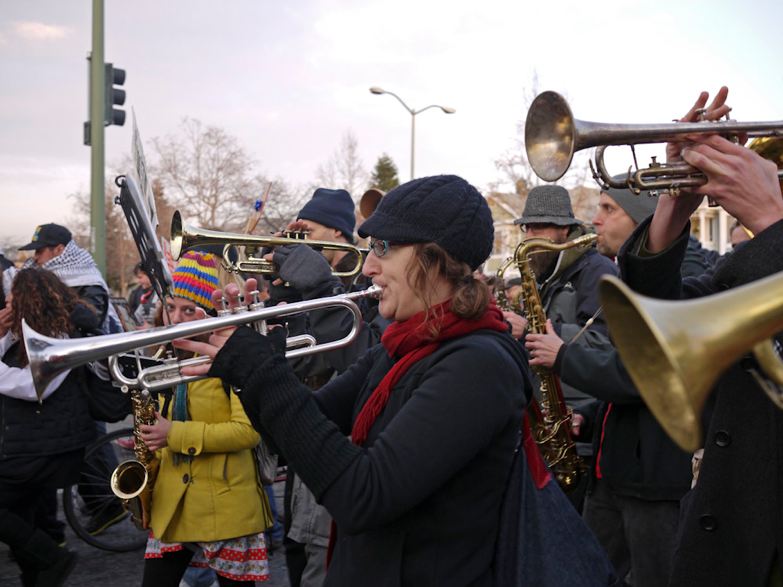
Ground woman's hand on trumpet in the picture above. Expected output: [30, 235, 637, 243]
[174, 278, 259, 376]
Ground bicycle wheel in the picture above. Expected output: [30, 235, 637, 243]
[62, 428, 148, 552]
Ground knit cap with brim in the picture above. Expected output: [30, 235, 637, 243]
[172, 250, 220, 311]
[358, 174, 494, 271]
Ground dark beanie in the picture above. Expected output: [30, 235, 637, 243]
[603, 175, 659, 225]
[297, 188, 356, 243]
[358, 175, 494, 270]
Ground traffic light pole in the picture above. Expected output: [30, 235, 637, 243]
[89, 0, 106, 276]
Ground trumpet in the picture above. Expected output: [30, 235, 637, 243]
[106, 333, 317, 393]
[24, 286, 381, 398]
[525, 90, 783, 191]
[171, 211, 366, 277]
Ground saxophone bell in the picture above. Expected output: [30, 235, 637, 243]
[110, 389, 160, 529]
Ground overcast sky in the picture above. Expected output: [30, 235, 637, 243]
[1, 0, 780, 246]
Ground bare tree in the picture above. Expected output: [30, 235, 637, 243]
[153, 118, 259, 229]
[67, 181, 140, 295]
[316, 131, 369, 199]
[245, 178, 313, 234]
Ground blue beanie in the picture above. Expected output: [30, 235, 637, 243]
[297, 188, 356, 243]
[358, 175, 494, 270]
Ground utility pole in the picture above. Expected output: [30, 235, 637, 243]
[89, 0, 106, 275]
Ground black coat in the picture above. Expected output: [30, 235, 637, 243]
[538, 246, 618, 408]
[618, 217, 783, 586]
[0, 343, 96, 462]
[558, 343, 692, 500]
[220, 327, 530, 587]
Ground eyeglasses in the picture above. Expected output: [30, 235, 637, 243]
[368, 238, 397, 258]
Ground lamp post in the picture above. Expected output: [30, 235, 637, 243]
[370, 86, 455, 180]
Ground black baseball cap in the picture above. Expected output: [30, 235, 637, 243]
[18, 223, 72, 251]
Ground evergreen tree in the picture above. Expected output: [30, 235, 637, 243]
[370, 154, 400, 192]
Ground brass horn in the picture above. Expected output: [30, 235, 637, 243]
[24, 286, 380, 399]
[359, 188, 384, 219]
[599, 274, 783, 452]
[524, 90, 783, 188]
[171, 211, 364, 277]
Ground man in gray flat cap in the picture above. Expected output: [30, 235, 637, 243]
[524, 176, 717, 587]
[506, 184, 617, 511]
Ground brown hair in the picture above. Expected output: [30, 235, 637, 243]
[10, 269, 84, 366]
[407, 243, 490, 336]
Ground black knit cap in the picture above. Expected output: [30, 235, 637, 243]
[358, 174, 494, 270]
[297, 188, 356, 244]
[513, 185, 582, 227]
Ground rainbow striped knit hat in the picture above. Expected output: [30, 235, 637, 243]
[172, 250, 220, 310]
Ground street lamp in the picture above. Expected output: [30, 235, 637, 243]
[370, 86, 455, 180]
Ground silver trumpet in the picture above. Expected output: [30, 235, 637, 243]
[24, 286, 381, 398]
[524, 90, 783, 188]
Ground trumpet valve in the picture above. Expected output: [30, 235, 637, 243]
[217, 296, 231, 317]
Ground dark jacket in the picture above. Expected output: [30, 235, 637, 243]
[0, 344, 96, 460]
[558, 344, 692, 500]
[618, 216, 783, 586]
[74, 284, 109, 326]
[538, 245, 618, 406]
[533, 239, 618, 458]
[221, 327, 529, 587]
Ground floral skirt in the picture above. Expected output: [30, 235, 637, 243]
[145, 532, 269, 582]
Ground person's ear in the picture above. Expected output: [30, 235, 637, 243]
[54, 243, 66, 256]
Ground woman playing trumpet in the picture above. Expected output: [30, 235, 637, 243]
[175, 175, 534, 586]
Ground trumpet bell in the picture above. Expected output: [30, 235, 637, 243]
[170, 210, 185, 260]
[525, 91, 578, 182]
[599, 274, 783, 452]
[360, 188, 385, 219]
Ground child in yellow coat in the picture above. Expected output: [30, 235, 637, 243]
[139, 251, 273, 587]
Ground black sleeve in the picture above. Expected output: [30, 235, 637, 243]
[554, 253, 618, 351]
[225, 331, 525, 534]
[76, 285, 109, 325]
[559, 343, 642, 404]
[306, 302, 386, 374]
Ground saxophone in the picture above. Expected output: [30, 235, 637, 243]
[512, 233, 597, 491]
[110, 389, 160, 529]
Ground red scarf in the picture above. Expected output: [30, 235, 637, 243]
[350, 297, 551, 488]
[350, 299, 508, 446]
[328, 299, 549, 567]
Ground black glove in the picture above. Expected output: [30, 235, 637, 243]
[273, 245, 340, 296]
[208, 326, 287, 390]
[208, 326, 287, 432]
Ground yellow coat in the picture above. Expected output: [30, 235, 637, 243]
[149, 377, 272, 543]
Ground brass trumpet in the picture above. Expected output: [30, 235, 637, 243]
[24, 286, 381, 399]
[599, 274, 783, 453]
[525, 90, 783, 191]
[171, 211, 365, 277]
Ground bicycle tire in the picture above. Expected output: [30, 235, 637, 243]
[62, 427, 148, 552]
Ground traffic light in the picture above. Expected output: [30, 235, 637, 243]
[104, 63, 126, 126]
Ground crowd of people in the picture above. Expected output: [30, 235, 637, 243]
[1, 84, 782, 587]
